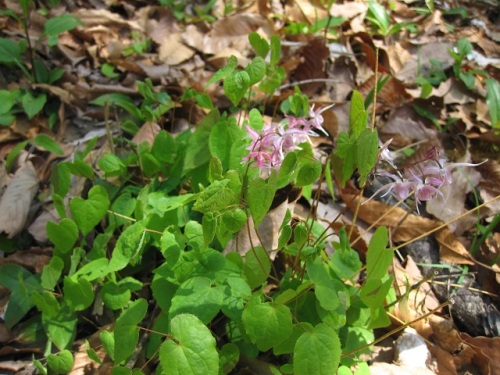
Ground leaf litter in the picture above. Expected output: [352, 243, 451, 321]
[0, 0, 499, 374]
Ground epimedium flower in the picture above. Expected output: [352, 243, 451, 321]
[366, 144, 487, 213]
[242, 104, 333, 176]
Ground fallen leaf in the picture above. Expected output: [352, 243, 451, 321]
[459, 333, 500, 375]
[0, 162, 39, 238]
[132, 122, 162, 146]
[435, 229, 474, 265]
[158, 33, 195, 65]
[340, 191, 441, 243]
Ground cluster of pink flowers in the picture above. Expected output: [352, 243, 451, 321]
[242, 104, 332, 177]
[370, 144, 485, 212]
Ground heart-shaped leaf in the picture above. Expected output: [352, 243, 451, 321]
[223, 70, 250, 106]
[47, 218, 78, 253]
[69, 186, 109, 236]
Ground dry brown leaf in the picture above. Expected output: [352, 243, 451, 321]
[158, 33, 195, 66]
[285, 0, 328, 24]
[69, 325, 111, 375]
[460, 333, 500, 375]
[28, 206, 59, 243]
[358, 76, 411, 111]
[427, 342, 458, 375]
[132, 122, 162, 146]
[75, 8, 141, 29]
[341, 192, 440, 243]
[190, 13, 267, 55]
[290, 37, 330, 95]
[0, 249, 51, 274]
[435, 229, 475, 265]
[0, 162, 39, 238]
[381, 105, 438, 147]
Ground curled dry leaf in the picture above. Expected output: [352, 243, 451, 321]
[0, 162, 39, 238]
[459, 333, 500, 375]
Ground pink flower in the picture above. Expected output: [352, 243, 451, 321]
[307, 103, 334, 135]
[366, 146, 487, 214]
[242, 105, 333, 176]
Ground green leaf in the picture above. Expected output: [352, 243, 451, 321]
[221, 208, 247, 233]
[244, 57, 266, 86]
[33, 360, 47, 375]
[219, 343, 240, 375]
[63, 276, 94, 311]
[51, 162, 71, 197]
[333, 133, 357, 187]
[243, 246, 271, 289]
[0, 264, 40, 329]
[22, 91, 46, 119]
[194, 92, 214, 110]
[248, 108, 263, 131]
[98, 153, 126, 177]
[32, 291, 60, 317]
[43, 14, 82, 46]
[296, 159, 322, 187]
[169, 277, 223, 324]
[185, 221, 204, 252]
[69, 185, 110, 236]
[307, 257, 345, 311]
[220, 276, 252, 322]
[114, 299, 148, 364]
[32, 133, 64, 155]
[224, 70, 250, 106]
[43, 304, 77, 349]
[209, 120, 243, 170]
[47, 218, 78, 254]
[91, 93, 142, 119]
[366, 227, 393, 281]
[247, 171, 277, 226]
[349, 90, 367, 138]
[248, 32, 269, 58]
[356, 128, 379, 186]
[0, 38, 27, 77]
[366, 2, 391, 35]
[270, 35, 281, 66]
[293, 324, 341, 375]
[66, 159, 94, 179]
[100, 330, 115, 360]
[192, 179, 239, 214]
[41, 256, 64, 290]
[330, 229, 362, 281]
[110, 193, 136, 227]
[101, 63, 119, 78]
[70, 258, 109, 282]
[0, 90, 16, 115]
[242, 296, 293, 352]
[47, 350, 74, 374]
[85, 339, 102, 364]
[486, 78, 500, 128]
[274, 323, 313, 355]
[359, 276, 394, 308]
[108, 221, 148, 272]
[101, 277, 142, 310]
[159, 314, 219, 375]
[152, 130, 177, 164]
[207, 55, 238, 87]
